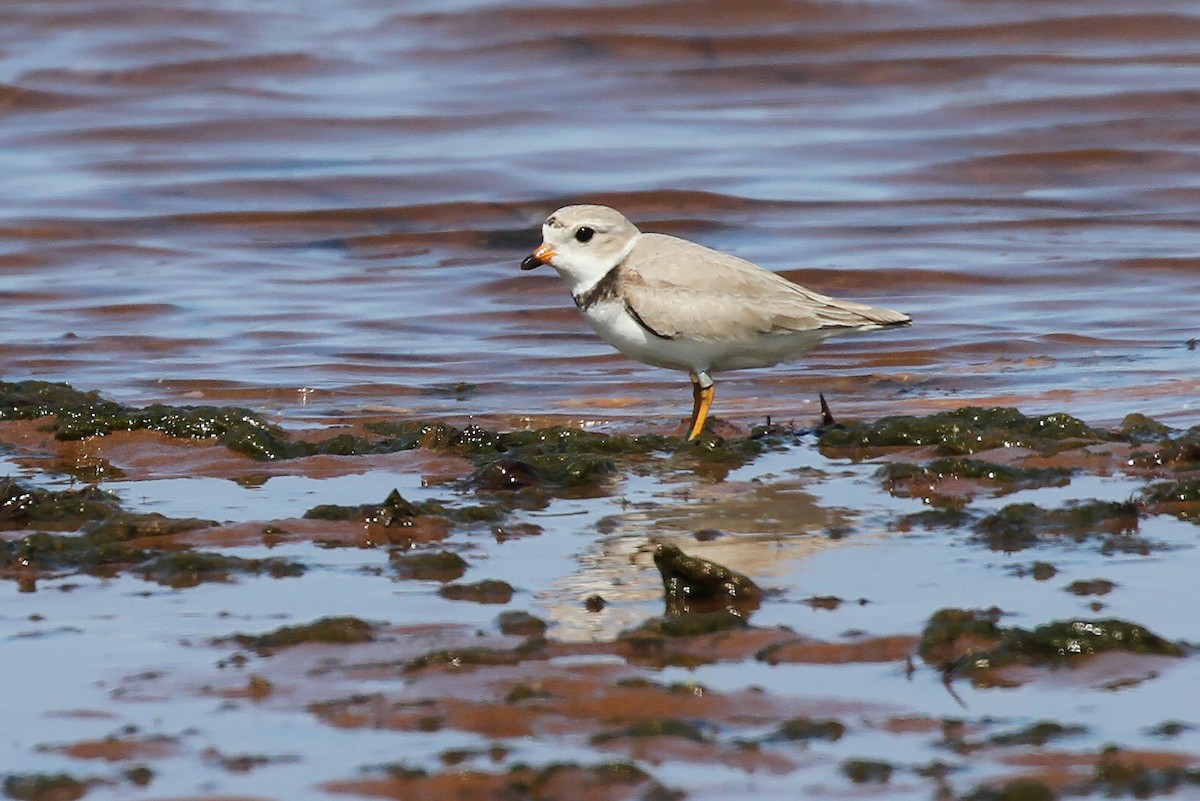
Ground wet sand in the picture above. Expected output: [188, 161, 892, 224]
[3, 0, 1200, 798]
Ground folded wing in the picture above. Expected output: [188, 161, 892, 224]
[620, 233, 910, 343]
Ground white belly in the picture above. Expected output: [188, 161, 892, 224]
[581, 299, 834, 374]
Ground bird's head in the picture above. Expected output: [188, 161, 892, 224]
[520, 205, 641, 294]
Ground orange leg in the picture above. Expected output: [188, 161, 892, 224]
[687, 372, 715, 441]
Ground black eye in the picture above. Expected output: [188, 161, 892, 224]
[574, 226, 595, 243]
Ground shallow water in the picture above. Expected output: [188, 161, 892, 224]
[5, 438, 1200, 798]
[3, 0, 1200, 798]
[2, 0, 1199, 428]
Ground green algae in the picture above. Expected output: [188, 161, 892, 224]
[378, 763, 427, 780]
[0, 479, 208, 541]
[675, 430, 776, 478]
[496, 610, 548, 638]
[1128, 425, 1200, 469]
[137, 551, 305, 587]
[1030, 561, 1058, 581]
[1064, 578, 1116, 597]
[591, 719, 708, 744]
[0, 379, 375, 460]
[986, 720, 1088, 747]
[900, 506, 976, 531]
[305, 487, 510, 532]
[0, 380, 791, 489]
[1145, 720, 1194, 738]
[122, 765, 152, 787]
[2, 530, 151, 577]
[1143, 478, 1200, 523]
[1090, 748, 1200, 797]
[617, 609, 753, 667]
[962, 779, 1057, 801]
[973, 499, 1146, 553]
[370, 489, 437, 522]
[1, 772, 89, 801]
[1120, 413, 1174, 443]
[367, 420, 668, 488]
[0, 480, 125, 528]
[503, 761, 654, 796]
[652, 543, 762, 616]
[504, 683, 555, 703]
[0, 380, 104, 420]
[819, 406, 1105, 457]
[389, 550, 468, 582]
[878, 457, 1072, 498]
[13, 380, 674, 481]
[306, 487, 522, 534]
[403, 646, 525, 672]
[919, 607, 1005, 666]
[305, 488, 444, 523]
[920, 608, 1185, 681]
[224, 616, 375, 651]
[0, 479, 289, 585]
[767, 717, 846, 743]
[583, 761, 653, 785]
[622, 609, 750, 645]
[66, 401, 309, 460]
[841, 758, 893, 783]
[438, 579, 514, 604]
[614, 677, 708, 696]
[1144, 478, 1200, 504]
[0, 380, 428, 462]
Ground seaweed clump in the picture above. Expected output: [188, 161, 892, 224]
[1143, 477, 1200, 522]
[652, 543, 762, 616]
[438, 579, 514, 604]
[305, 489, 445, 524]
[0, 478, 305, 585]
[403, 645, 527, 673]
[390, 550, 468, 582]
[1087, 747, 1200, 797]
[819, 406, 1105, 457]
[0, 380, 789, 489]
[370, 421, 668, 491]
[611, 545, 766, 668]
[223, 616, 376, 652]
[877, 457, 1072, 502]
[0, 378, 313, 460]
[766, 717, 846, 743]
[2, 772, 89, 801]
[1127, 423, 1200, 468]
[920, 608, 1185, 684]
[973, 499, 1147, 553]
[960, 779, 1056, 801]
[137, 551, 305, 588]
[591, 718, 709, 744]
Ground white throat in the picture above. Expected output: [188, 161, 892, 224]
[555, 231, 640, 298]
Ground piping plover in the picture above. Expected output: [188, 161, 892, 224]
[521, 204, 910, 440]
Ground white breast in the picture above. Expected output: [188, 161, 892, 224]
[580, 297, 836, 375]
[579, 299, 691, 371]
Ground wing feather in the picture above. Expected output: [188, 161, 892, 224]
[619, 233, 909, 343]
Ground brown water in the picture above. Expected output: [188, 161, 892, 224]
[4, 1, 1200, 799]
